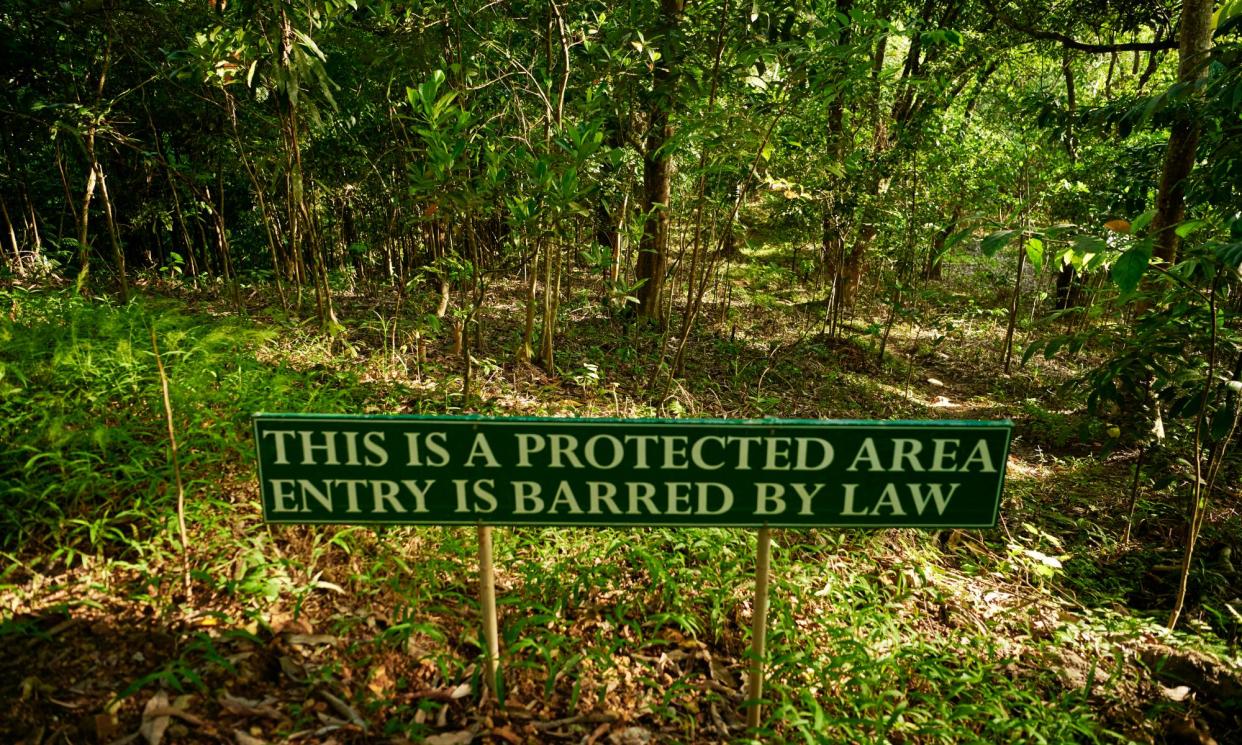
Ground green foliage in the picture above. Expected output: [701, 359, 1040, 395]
[0, 289, 370, 558]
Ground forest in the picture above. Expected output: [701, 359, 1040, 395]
[1, 0, 1241, 742]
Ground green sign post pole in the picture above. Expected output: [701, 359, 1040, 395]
[254, 413, 1012, 731]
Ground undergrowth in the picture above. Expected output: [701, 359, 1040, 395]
[0, 285, 1237, 744]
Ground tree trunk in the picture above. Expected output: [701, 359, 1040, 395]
[1, 197, 22, 275]
[76, 129, 99, 294]
[634, 0, 684, 325]
[94, 160, 129, 302]
[1062, 48, 1078, 163]
[1150, 0, 1213, 264]
[924, 205, 961, 280]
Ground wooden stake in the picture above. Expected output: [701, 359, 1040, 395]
[746, 526, 772, 731]
[477, 525, 501, 696]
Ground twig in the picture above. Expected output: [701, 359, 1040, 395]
[151, 326, 191, 601]
[532, 713, 618, 731]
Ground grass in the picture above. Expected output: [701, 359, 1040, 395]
[0, 270, 1239, 744]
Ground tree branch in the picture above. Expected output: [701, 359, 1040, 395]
[983, 0, 1177, 54]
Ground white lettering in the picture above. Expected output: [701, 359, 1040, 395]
[792, 482, 825, 516]
[363, 431, 388, 466]
[269, 478, 298, 511]
[690, 436, 727, 470]
[300, 431, 340, 466]
[400, 479, 434, 512]
[371, 480, 406, 513]
[464, 432, 500, 467]
[513, 481, 544, 513]
[870, 483, 906, 516]
[584, 435, 624, 469]
[847, 438, 882, 472]
[794, 438, 833, 471]
[908, 482, 959, 515]
[960, 440, 997, 472]
[263, 430, 297, 465]
[516, 434, 546, 467]
[549, 481, 585, 514]
[754, 483, 786, 515]
[890, 439, 925, 472]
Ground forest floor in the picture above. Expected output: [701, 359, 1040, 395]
[1, 247, 1241, 745]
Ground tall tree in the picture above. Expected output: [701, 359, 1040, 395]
[1149, 0, 1215, 263]
[634, 0, 685, 324]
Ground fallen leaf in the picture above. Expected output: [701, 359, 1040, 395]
[140, 691, 171, 745]
[92, 711, 120, 742]
[287, 634, 338, 647]
[219, 692, 283, 721]
[423, 730, 474, 745]
[367, 665, 393, 696]
[608, 727, 652, 745]
[318, 690, 367, 729]
[234, 730, 267, 745]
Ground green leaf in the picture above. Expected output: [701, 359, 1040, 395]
[1210, 402, 1237, 442]
[1111, 243, 1152, 293]
[1072, 234, 1108, 254]
[1174, 219, 1206, 239]
[1024, 237, 1044, 269]
[1130, 209, 1156, 234]
[981, 229, 1018, 257]
[1021, 340, 1043, 366]
[294, 30, 326, 61]
[1212, 241, 1242, 271]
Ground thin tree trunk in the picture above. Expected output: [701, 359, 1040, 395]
[1150, 0, 1213, 263]
[1168, 274, 1220, 629]
[0, 197, 22, 275]
[95, 161, 129, 302]
[25, 193, 44, 268]
[1003, 235, 1027, 374]
[519, 234, 539, 363]
[634, 0, 684, 324]
[76, 130, 99, 294]
[1062, 48, 1078, 163]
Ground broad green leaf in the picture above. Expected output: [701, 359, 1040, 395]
[1174, 219, 1207, 238]
[981, 229, 1018, 257]
[1025, 237, 1044, 269]
[1130, 209, 1156, 233]
[1111, 243, 1152, 293]
[1072, 234, 1108, 253]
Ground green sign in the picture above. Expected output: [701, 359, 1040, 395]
[254, 414, 1011, 528]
